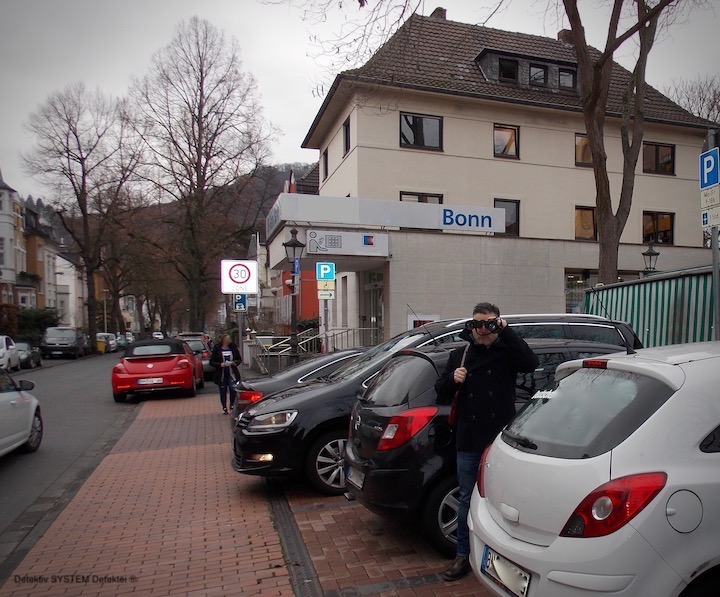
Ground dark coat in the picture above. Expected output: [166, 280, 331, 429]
[435, 326, 538, 452]
[209, 343, 242, 385]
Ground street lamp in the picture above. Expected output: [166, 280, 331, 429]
[282, 228, 306, 364]
[642, 241, 660, 275]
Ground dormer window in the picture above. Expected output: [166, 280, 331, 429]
[499, 59, 519, 82]
[529, 64, 548, 86]
[559, 68, 577, 89]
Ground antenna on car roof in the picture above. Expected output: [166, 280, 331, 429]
[407, 304, 439, 346]
[588, 286, 636, 355]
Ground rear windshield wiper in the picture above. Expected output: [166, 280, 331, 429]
[502, 429, 538, 450]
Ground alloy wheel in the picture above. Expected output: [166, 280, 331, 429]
[437, 487, 460, 546]
[314, 437, 347, 491]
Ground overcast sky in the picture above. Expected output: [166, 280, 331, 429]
[1, 0, 717, 198]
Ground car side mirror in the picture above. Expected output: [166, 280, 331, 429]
[18, 380, 34, 391]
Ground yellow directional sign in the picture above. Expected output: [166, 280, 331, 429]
[317, 280, 336, 292]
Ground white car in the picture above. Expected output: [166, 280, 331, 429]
[0, 335, 20, 372]
[469, 342, 720, 597]
[0, 369, 42, 457]
[152, 331, 164, 339]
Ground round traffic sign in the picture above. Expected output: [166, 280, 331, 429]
[229, 263, 251, 284]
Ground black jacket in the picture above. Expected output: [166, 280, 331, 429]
[209, 343, 242, 385]
[435, 326, 538, 452]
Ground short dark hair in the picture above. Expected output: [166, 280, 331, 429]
[473, 302, 500, 317]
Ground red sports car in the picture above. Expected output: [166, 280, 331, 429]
[111, 339, 204, 403]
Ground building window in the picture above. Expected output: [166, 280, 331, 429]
[321, 149, 328, 181]
[400, 112, 442, 150]
[643, 142, 675, 175]
[559, 68, 577, 89]
[575, 134, 592, 166]
[494, 124, 519, 159]
[643, 211, 674, 244]
[499, 58, 519, 82]
[494, 199, 520, 236]
[529, 64, 548, 86]
[343, 118, 350, 156]
[0, 238, 4, 266]
[400, 192, 443, 204]
[575, 207, 597, 241]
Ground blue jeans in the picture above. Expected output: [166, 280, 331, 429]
[218, 381, 236, 410]
[455, 450, 483, 558]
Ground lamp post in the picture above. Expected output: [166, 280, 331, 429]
[642, 241, 660, 276]
[282, 228, 306, 364]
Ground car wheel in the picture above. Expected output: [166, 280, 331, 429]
[680, 567, 720, 597]
[113, 392, 127, 403]
[305, 430, 348, 495]
[37, 356, 42, 367]
[422, 476, 460, 557]
[186, 375, 197, 397]
[20, 409, 43, 453]
[197, 370, 205, 389]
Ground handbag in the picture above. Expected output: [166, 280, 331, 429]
[448, 343, 470, 427]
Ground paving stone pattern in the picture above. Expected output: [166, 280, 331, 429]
[0, 387, 491, 596]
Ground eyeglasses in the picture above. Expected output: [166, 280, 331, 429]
[467, 319, 500, 332]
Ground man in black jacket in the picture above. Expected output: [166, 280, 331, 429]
[435, 302, 538, 581]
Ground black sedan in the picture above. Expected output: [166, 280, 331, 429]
[16, 341, 42, 369]
[344, 339, 625, 556]
[232, 348, 366, 414]
[231, 320, 470, 495]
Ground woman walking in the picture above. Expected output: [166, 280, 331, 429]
[210, 334, 242, 414]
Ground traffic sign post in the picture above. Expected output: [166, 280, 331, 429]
[316, 262, 336, 281]
[221, 260, 258, 294]
[233, 294, 247, 312]
[699, 148, 720, 340]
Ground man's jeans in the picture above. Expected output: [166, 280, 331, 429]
[455, 450, 483, 558]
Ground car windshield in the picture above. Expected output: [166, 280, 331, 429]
[361, 354, 441, 407]
[15, 342, 31, 351]
[47, 328, 76, 338]
[128, 344, 177, 356]
[325, 332, 426, 382]
[185, 340, 206, 352]
[505, 367, 675, 459]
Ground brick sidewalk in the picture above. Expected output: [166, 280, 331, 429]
[0, 383, 490, 596]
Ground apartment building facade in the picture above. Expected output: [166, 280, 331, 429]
[265, 9, 712, 340]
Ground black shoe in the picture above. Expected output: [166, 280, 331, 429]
[442, 556, 470, 582]
[223, 408, 228, 415]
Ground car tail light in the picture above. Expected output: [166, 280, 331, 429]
[377, 407, 438, 451]
[476, 443, 493, 497]
[582, 359, 608, 369]
[560, 472, 667, 538]
[174, 358, 191, 370]
[113, 362, 128, 374]
[202, 350, 209, 358]
[239, 390, 264, 404]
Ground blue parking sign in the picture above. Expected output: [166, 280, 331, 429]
[700, 148, 719, 190]
[233, 294, 247, 312]
[316, 262, 336, 281]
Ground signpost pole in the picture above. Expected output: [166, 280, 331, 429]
[713, 227, 720, 341]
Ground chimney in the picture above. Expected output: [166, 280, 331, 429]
[558, 29, 573, 44]
[430, 7, 446, 19]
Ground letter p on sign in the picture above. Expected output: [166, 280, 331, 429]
[316, 262, 335, 281]
[700, 148, 719, 190]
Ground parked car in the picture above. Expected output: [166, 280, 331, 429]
[0, 335, 21, 372]
[232, 348, 367, 414]
[178, 331, 212, 345]
[15, 341, 42, 369]
[184, 338, 213, 380]
[231, 319, 471, 495]
[111, 338, 204, 403]
[344, 339, 625, 556]
[0, 369, 42, 457]
[41, 326, 88, 359]
[116, 335, 127, 350]
[125, 332, 135, 344]
[469, 342, 720, 597]
[96, 332, 118, 353]
[152, 331, 164, 339]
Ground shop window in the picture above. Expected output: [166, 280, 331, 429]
[643, 143, 675, 175]
[400, 192, 443, 204]
[494, 199, 520, 236]
[643, 211, 674, 244]
[400, 112, 442, 150]
[499, 59, 519, 82]
[575, 207, 596, 241]
[575, 134, 592, 166]
[494, 124, 519, 159]
[559, 68, 577, 89]
[529, 64, 548, 86]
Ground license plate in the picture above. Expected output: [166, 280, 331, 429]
[138, 377, 163, 385]
[481, 545, 531, 597]
[52, 351, 63, 355]
[346, 467, 365, 490]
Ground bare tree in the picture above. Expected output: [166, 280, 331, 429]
[665, 75, 720, 123]
[127, 17, 277, 331]
[23, 83, 141, 345]
[276, 0, 706, 283]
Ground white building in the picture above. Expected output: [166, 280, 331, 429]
[266, 9, 712, 340]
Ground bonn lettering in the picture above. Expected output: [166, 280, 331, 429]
[442, 208, 492, 229]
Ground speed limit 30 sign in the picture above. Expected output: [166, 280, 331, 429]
[221, 260, 258, 294]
